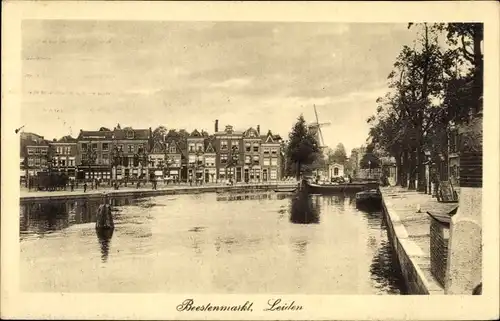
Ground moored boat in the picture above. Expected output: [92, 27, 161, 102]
[274, 186, 298, 193]
[355, 189, 382, 208]
[304, 180, 379, 194]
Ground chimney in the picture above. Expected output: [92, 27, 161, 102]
[215, 119, 219, 133]
[257, 125, 260, 134]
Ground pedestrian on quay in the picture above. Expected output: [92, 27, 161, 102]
[83, 181, 87, 193]
[136, 181, 140, 189]
[70, 179, 75, 192]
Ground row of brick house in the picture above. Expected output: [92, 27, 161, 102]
[20, 121, 285, 184]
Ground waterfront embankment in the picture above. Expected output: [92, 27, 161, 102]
[20, 182, 298, 203]
[380, 186, 458, 294]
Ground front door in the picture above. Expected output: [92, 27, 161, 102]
[205, 171, 210, 183]
[244, 169, 249, 182]
[263, 169, 268, 181]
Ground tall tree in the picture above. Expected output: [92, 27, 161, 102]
[331, 143, 347, 164]
[360, 143, 381, 169]
[285, 115, 321, 179]
[152, 126, 168, 143]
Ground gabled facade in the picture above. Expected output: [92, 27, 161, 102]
[204, 136, 217, 183]
[243, 127, 262, 182]
[214, 124, 244, 183]
[149, 140, 167, 180]
[328, 163, 345, 179]
[164, 132, 183, 182]
[187, 129, 205, 182]
[261, 130, 282, 181]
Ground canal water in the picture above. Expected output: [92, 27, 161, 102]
[20, 191, 407, 294]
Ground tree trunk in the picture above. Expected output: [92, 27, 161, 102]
[401, 150, 409, 187]
[296, 161, 301, 181]
[417, 146, 426, 192]
[395, 152, 402, 186]
[408, 148, 417, 190]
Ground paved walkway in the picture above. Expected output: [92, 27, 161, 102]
[380, 186, 458, 294]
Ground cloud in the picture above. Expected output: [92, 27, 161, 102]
[22, 21, 419, 150]
[210, 77, 254, 89]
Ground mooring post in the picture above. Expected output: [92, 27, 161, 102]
[96, 192, 114, 230]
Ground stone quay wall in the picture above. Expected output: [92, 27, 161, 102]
[20, 182, 298, 204]
[381, 194, 432, 294]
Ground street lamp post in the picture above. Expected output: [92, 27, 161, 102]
[368, 160, 372, 179]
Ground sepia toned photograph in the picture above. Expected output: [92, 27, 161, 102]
[2, 1, 499, 320]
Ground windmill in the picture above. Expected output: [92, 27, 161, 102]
[308, 105, 330, 149]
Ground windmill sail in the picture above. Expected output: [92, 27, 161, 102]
[308, 105, 330, 148]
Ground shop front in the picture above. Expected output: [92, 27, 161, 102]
[205, 168, 216, 183]
[78, 166, 111, 181]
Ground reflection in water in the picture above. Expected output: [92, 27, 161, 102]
[293, 239, 308, 256]
[20, 193, 406, 294]
[289, 191, 320, 224]
[96, 228, 114, 263]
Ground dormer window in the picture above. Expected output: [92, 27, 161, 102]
[126, 130, 134, 139]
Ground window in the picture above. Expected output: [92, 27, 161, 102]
[245, 143, 251, 152]
[245, 155, 251, 164]
[205, 156, 215, 167]
[40, 148, 47, 155]
[271, 158, 278, 166]
[263, 148, 270, 155]
[102, 154, 109, 165]
[271, 149, 278, 155]
[81, 143, 87, 151]
[221, 140, 228, 150]
[189, 143, 195, 152]
[118, 144, 124, 151]
[253, 144, 259, 152]
[232, 141, 239, 151]
[128, 145, 134, 153]
[103, 143, 109, 151]
[270, 169, 277, 180]
[61, 159, 66, 167]
[219, 168, 226, 179]
[220, 154, 228, 164]
[253, 155, 260, 165]
[92, 143, 98, 151]
[334, 167, 339, 176]
[197, 144, 203, 152]
[126, 131, 134, 139]
[169, 145, 176, 153]
[27, 148, 34, 155]
[263, 158, 270, 166]
[189, 155, 196, 164]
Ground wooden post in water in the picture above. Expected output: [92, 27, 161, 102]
[96, 192, 114, 230]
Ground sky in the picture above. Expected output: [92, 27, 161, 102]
[22, 21, 419, 153]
